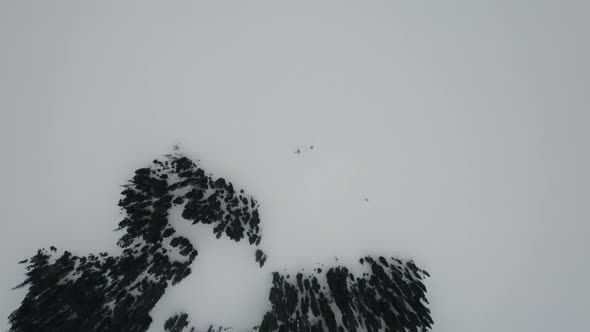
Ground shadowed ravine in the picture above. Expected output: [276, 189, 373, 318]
[9, 151, 433, 332]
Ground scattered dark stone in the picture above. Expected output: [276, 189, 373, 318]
[255, 249, 267, 267]
[294, 145, 315, 155]
[162, 227, 175, 238]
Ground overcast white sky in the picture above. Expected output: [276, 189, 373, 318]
[1, 1, 589, 331]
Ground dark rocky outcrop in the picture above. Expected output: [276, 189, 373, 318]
[9, 150, 432, 332]
[9, 152, 264, 332]
[257, 256, 432, 332]
[164, 313, 190, 332]
[255, 249, 268, 267]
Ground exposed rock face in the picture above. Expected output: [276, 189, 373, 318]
[9, 151, 432, 332]
[9, 153, 263, 332]
[258, 257, 432, 332]
[163, 313, 228, 332]
[164, 314, 191, 332]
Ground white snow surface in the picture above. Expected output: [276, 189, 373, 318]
[2, 2, 590, 332]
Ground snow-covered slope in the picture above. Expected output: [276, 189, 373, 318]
[3, 2, 590, 332]
[8, 151, 431, 332]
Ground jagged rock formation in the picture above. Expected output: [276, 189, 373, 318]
[9, 150, 432, 332]
[258, 257, 432, 332]
[9, 153, 263, 332]
[163, 313, 230, 332]
[164, 314, 190, 332]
